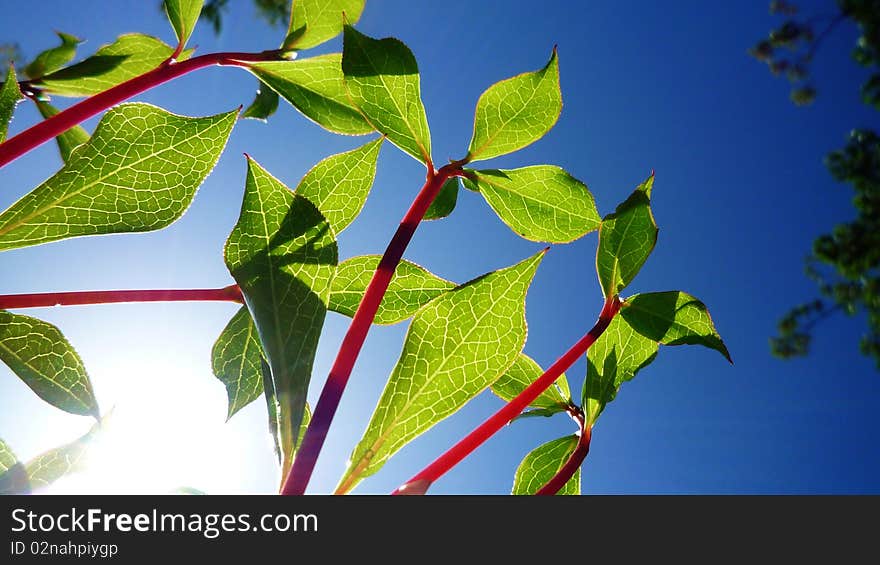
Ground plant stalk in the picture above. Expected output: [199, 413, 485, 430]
[281, 163, 463, 496]
[0, 50, 281, 169]
[392, 295, 621, 495]
[535, 410, 591, 495]
[0, 285, 243, 309]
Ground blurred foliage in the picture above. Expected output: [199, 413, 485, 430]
[199, 0, 289, 34]
[754, 1, 880, 368]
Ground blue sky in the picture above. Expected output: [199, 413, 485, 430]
[1, 0, 878, 494]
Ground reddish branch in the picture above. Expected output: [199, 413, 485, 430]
[0, 285, 243, 309]
[535, 408, 591, 496]
[0, 50, 282, 169]
[281, 163, 464, 496]
[392, 295, 621, 495]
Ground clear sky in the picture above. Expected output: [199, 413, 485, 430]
[1, 0, 878, 495]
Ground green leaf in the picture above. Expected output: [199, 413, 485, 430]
[0, 438, 29, 494]
[264, 355, 311, 478]
[621, 291, 732, 363]
[512, 435, 580, 495]
[466, 48, 561, 163]
[582, 315, 658, 426]
[465, 166, 600, 243]
[329, 256, 455, 325]
[248, 54, 374, 135]
[423, 178, 458, 221]
[342, 26, 432, 163]
[0, 103, 236, 252]
[296, 137, 382, 234]
[241, 80, 280, 122]
[596, 174, 658, 298]
[1, 65, 23, 143]
[211, 306, 264, 420]
[23, 32, 81, 79]
[164, 0, 204, 51]
[0, 310, 99, 418]
[34, 100, 90, 162]
[338, 251, 544, 493]
[491, 353, 571, 412]
[224, 158, 337, 469]
[284, 0, 366, 51]
[24, 417, 105, 491]
[37, 34, 187, 97]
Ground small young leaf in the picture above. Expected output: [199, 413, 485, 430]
[621, 291, 732, 363]
[296, 137, 382, 234]
[596, 174, 658, 298]
[329, 256, 455, 324]
[1, 65, 23, 143]
[466, 48, 561, 163]
[212, 306, 264, 420]
[342, 26, 432, 163]
[284, 0, 366, 51]
[23, 32, 81, 79]
[164, 0, 205, 52]
[423, 178, 458, 221]
[0, 103, 236, 252]
[248, 54, 374, 135]
[0, 310, 99, 418]
[241, 80, 280, 122]
[225, 158, 337, 468]
[34, 100, 90, 162]
[338, 251, 544, 493]
[24, 417, 105, 491]
[512, 435, 580, 495]
[0, 438, 30, 494]
[466, 166, 600, 243]
[582, 315, 658, 426]
[37, 34, 186, 97]
[491, 353, 571, 412]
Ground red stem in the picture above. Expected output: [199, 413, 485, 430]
[535, 418, 591, 496]
[0, 50, 280, 169]
[280, 163, 462, 496]
[0, 285, 243, 309]
[392, 295, 621, 495]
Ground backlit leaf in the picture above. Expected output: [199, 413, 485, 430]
[491, 353, 571, 412]
[225, 158, 337, 470]
[465, 165, 600, 243]
[164, 0, 204, 51]
[37, 34, 188, 97]
[248, 54, 374, 135]
[241, 80, 280, 122]
[0, 310, 98, 418]
[329, 255, 454, 325]
[0, 439, 29, 494]
[337, 251, 544, 493]
[35, 100, 90, 162]
[24, 417, 105, 491]
[23, 32, 81, 79]
[296, 137, 382, 234]
[423, 178, 458, 221]
[284, 0, 366, 51]
[342, 26, 432, 163]
[0, 103, 236, 251]
[621, 291, 731, 363]
[466, 48, 560, 162]
[211, 306, 264, 420]
[512, 435, 580, 495]
[0, 65, 23, 143]
[264, 355, 312, 479]
[596, 174, 657, 298]
[582, 315, 658, 426]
